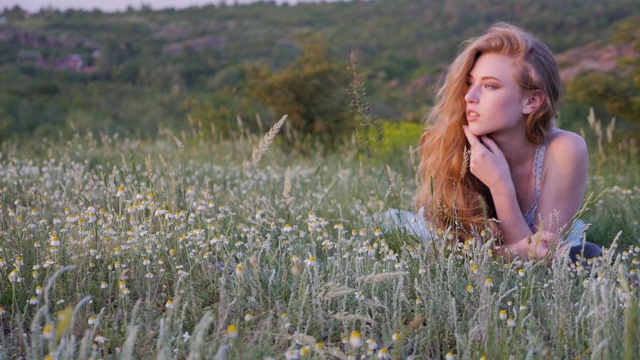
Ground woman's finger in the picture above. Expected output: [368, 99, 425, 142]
[462, 126, 479, 148]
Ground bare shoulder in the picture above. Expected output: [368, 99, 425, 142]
[546, 129, 588, 161]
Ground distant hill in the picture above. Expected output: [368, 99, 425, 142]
[0, 0, 638, 141]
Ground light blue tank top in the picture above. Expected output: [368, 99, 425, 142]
[523, 129, 559, 231]
[522, 129, 585, 247]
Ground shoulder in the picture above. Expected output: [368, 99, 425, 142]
[546, 129, 588, 161]
[543, 129, 589, 177]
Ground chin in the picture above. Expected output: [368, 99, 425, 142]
[467, 126, 487, 136]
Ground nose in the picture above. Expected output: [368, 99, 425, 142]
[464, 85, 478, 104]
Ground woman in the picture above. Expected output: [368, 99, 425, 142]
[416, 23, 601, 261]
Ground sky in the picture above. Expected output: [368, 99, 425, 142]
[2, 0, 343, 13]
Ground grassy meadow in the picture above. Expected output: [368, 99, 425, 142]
[0, 112, 639, 359]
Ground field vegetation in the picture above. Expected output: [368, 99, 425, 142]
[1, 1, 639, 358]
[0, 108, 638, 358]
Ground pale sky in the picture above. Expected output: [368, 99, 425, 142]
[2, 0, 343, 13]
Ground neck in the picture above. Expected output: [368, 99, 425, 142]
[489, 127, 537, 165]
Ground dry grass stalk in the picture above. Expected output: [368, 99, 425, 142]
[292, 332, 318, 345]
[283, 166, 292, 207]
[251, 115, 288, 167]
[331, 312, 376, 324]
[320, 282, 355, 301]
[358, 271, 409, 284]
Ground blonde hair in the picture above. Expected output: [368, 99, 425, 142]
[416, 22, 562, 238]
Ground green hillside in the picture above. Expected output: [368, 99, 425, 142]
[0, 0, 638, 142]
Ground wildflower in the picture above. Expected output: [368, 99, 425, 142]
[471, 264, 478, 274]
[227, 324, 238, 338]
[29, 297, 39, 305]
[166, 299, 174, 309]
[48, 233, 61, 248]
[377, 347, 390, 359]
[305, 256, 316, 267]
[445, 352, 455, 360]
[300, 346, 310, 356]
[143, 258, 151, 265]
[507, 318, 516, 327]
[0, 307, 6, 316]
[355, 291, 365, 301]
[315, 342, 324, 350]
[182, 331, 191, 343]
[392, 332, 402, 342]
[283, 224, 293, 233]
[499, 310, 507, 320]
[291, 255, 300, 263]
[374, 228, 382, 237]
[244, 312, 254, 321]
[281, 312, 288, 320]
[116, 186, 125, 197]
[118, 280, 126, 290]
[485, 278, 493, 288]
[145, 272, 154, 279]
[15, 256, 23, 267]
[235, 264, 244, 276]
[100, 282, 108, 289]
[0, 258, 5, 267]
[35, 286, 43, 295]
[284, 349, 299, 360]
[349, 330, 363, 348]
[8, 269, 20, 283]
[518, 268, 525, 277]
[43, 324, 54, 339]
[415, 297, 422, 305]
[88, 316, 97, 325]
[467, 285, 474, 293]
[122, 287, 130, 295]
[94, 334, 107, 344]
[367, 338, 378, 350]
[334, 223, 344, 230]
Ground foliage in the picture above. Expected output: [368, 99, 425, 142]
[564, 16, 640, 125]
[244, 32, 353, 148]
[565, 72, 640, 124]
[0, 122, 637, 358]
[0, 0, 639, 141]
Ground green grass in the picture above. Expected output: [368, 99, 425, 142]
[0, 120, 638, 359]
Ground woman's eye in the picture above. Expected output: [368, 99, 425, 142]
[483, 83, 497, 89]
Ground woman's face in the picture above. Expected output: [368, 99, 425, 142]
[464, 53, 529, 137]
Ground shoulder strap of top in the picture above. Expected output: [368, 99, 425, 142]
[523, 129, 559, 231]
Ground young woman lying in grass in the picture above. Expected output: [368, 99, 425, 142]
[416, 23, 602, 262]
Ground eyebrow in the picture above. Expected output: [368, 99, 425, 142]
[468, 74, 503, 83]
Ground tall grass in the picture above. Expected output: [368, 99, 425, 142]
[0, 116, 638, 359]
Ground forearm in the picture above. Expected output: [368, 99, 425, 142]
[490, 185, 533, 245]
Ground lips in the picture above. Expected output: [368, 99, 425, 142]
[466, 109, 480, 122]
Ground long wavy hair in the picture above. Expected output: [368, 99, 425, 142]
[416, 23, 562, 238]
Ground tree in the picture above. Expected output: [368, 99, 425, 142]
[565, 17, 640, 125]
[245, 31, 353, 148]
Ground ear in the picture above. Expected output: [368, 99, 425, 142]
[522, 90, 545, 115]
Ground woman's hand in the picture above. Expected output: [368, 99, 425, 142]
[500, 230, 563, 260]
[462, 126, 512, 190]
